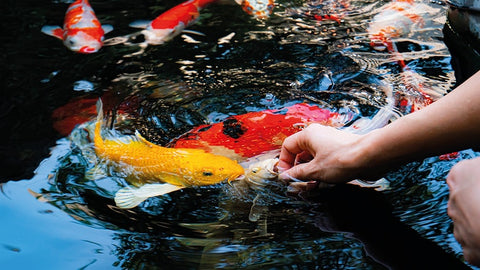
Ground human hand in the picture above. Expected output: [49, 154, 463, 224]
[446, 157, 480, 267]
[277, 124, 369, 187]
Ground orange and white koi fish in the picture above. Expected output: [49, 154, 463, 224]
[41, 0, 113, 53]
[235, 0, 274, 19]
[129, 0, 219, 45]
[91, 99, 245, 209]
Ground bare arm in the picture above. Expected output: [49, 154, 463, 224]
[278, 70, 480, 183]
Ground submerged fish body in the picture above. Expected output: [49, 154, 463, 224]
[367, 0, 425, 51]
[286, 0, 350, 23]
[171, 103, 348, 160]
[235, 0, 275, 19]
[91, 100, 245, 208]
[367, 0, 439, 114]
[41, 0, 113, 53]
[129, 0, 218, 45]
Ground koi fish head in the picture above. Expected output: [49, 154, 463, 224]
[63, 30, 104, 53]
[180, 151, 246, 186]
[245, 158, 279, 188]
[241, 0, 275, 19]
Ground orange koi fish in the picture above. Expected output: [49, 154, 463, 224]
[92, 100, 245, 209]
[170, 103, 352, 160]
[41, 0, 113, 53]
[235, 0, 275, 19]
[129, 0, 219, 45]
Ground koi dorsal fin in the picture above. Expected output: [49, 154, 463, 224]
[102, 24, 114, 34]
[129, 20, 150, 29]
[134, 130, 159, 148]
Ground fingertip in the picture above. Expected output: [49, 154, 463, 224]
[278, 171, 289, 181]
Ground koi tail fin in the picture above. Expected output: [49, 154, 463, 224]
[114, 183, 184, 209]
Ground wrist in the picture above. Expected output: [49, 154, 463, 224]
[341, 128, 396, 180]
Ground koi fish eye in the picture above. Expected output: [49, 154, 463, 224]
[251, 168, 259, 174]
[66, 37, 77, 47]
[203, 171, 213, 176]
[243, 3, 253, 14]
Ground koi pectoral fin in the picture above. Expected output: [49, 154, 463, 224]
[114, 183, 184, 209]
[102, 24, 114, 34]
[41, 26, 64, 40]
[128, 20, 151, 29]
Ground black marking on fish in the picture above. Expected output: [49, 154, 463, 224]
[198, 125, 212, 132]
[222, 118, 247, 139]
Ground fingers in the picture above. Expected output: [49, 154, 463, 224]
[278, 161, 315, 182]
[277, 131, 308, 172]
[278, 123, 324, 175]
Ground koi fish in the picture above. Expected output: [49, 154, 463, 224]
[51, 92, 139, 136]
[41, 0, 113, 53]
[235, 0, 275, 20]
[170, 103, 352, 160]
[367, 0, 439, 113]
[246, 156, 390, 194]
[287, 0, 350, 23]
[367, 0, 424, 51]
[52, 97, 99, 136]
[91, 99, 245, 209]
[129, 0, 218, 45]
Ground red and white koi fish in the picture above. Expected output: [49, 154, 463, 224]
[41, 0, 113, 53]
[367, 0, 424, 51]
[129, 0, 218, 45]
[367, 0, 438, 113]
[235, 0, 275, 20]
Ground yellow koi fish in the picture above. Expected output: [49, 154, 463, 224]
[92, 99, 245, 209]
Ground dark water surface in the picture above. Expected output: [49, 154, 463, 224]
[2, 0, 479, 269]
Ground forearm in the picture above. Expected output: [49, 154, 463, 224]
[357, 70, 480, 168]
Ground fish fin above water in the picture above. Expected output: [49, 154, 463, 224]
[85, 164, 108, 180]
[114, 183, 184, 209]
[41, 26, 64, 40]
[134, 130, 158, 147]
[129, 20, 150, 29]
[96, 98, 104, 123]
[233, 0, 243, 5]
[343, 106, 398, 135]
[102, 25, 114, 34]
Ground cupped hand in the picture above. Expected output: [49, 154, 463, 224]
[277, 123, 369, 186]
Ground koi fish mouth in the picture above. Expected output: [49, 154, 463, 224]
[79, 46, 99, 54]
[241, 0, 274, 19]
[228, 174, 246, 185]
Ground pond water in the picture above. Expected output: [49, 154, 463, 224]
[2, 0, 479, 269]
